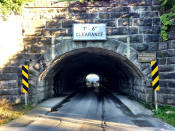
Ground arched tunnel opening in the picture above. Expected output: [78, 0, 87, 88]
[49, 48, 144, 99]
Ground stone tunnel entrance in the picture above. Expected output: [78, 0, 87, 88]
[53, 48, 142, 96]
[37, 46, 147, 102]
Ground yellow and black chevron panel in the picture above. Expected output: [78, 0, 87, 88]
[151, 61, 160, 91]
[22, 65, 29, 93]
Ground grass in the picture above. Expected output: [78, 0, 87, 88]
[0, 99, 34, 125]
[154, 105, 175, 127]
[141, 101, 175, 127]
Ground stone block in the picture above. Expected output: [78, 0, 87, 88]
[140, 63, 150, 70]
[67, 28, 73, 36]
[152, 5, 161, 11]
[157, 58, 166, 65]
[166, 50, 175, 57]
[159, 80, 168, 87]
[129, 27, 138, 34]
[133, 18, 152, 26]
[167, 57, 175, 64]
[68, 7, 86, 13]
[110, 12, 121, 19]
[46, 20, 61, 28]
[99, 13, 110, 19]
[42, 29, 52, 37]
[167, 98, 175, 104]
[157, 50, 169, 58]
[159, 65, 175, 72]
[129, 0, 152, 6]
[168, 34, 175, 40]
[107, 7, 130, 12]
[144, 35, 160, 42]
[0, 95, 21, 104]
[153, 18, 161, 25]
[115, 12, 139, 19]
[130, 35, 143, 43]
[159, 88, 174, 94]
[139, 26, 160, 34]
[159, 42, 168, 50]
[118, 18, 132, 26]
[0, 67, 20, 74]
[95, 19, 116, 27]
[147, 42, 158, 51]
[52, 29, 67, 37]
[140, 12, 159, 18]
[157, 93, 166, 104]
[152, 0, 161, 5]
[159, 72, 175, 79]
[168, 40, 175, 49]
[57, 8, 68, 13]
[23, 36, 41, 45]
[75, 13, 97, 19]
[167, 80, 175, 88]
[0, 80, 18, 89]
[107, 27, 128, 35]
[128, 12, 140, 18]
[119, 0, 129, 6]
[0, 88, 20, 95]
[0, 73, 18, 81]
[62, 20, 75, 28]
[40, 37, 51, 45]
[86, 7, 107, 13]
[132, 6, 151, 12]
[131, 43, 148, 51]
[117, 37, 128, 43]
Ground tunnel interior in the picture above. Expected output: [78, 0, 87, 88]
[50, 48, 143, 98]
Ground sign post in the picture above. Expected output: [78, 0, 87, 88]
[22, 65, 29, 106]
[151, 61, 160, 110]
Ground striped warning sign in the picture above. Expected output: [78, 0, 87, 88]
[22, 65, 29, 93]
[151, 61, 160, 91]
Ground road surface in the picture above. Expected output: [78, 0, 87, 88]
[1, 89, 174, 131]
[27, 89, 174, 131]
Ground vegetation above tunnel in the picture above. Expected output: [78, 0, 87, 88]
[159, 0, 175, 41]
[0, 0, 33, 18]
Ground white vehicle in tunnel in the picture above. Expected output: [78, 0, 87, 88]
[85, 74, 100, 88]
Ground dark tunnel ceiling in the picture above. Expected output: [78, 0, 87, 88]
[51, 48, 142, 80]
[50, 48, 143, 94]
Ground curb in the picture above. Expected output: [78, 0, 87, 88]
[2, 93, 75, 128]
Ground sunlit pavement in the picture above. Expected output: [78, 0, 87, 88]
[0, 89, 175, 131]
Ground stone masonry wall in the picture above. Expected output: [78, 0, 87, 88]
[158, 19, 175, 105]
[0, 0, 174, 105]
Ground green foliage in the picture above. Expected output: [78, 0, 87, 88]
[141, 101, 175, 127]
[154, 105, 175, 127]
[160, 13, 173, 41]
[140, 101, 155, 110]
[23, 102, 34, 110]
[0, 0, 33, 17]
[159, 0, 175, 41]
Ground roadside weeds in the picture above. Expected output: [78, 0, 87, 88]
[0, 99, 34, 125]
[141, 101, 175, 127]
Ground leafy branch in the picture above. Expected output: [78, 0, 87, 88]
[0, 0, 33, 18]
[159, 0, 175, 41]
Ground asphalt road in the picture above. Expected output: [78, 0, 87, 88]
[48, 89, 134, 124]
[33, 89, 173, 131]
[2, 89, 174, 131]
